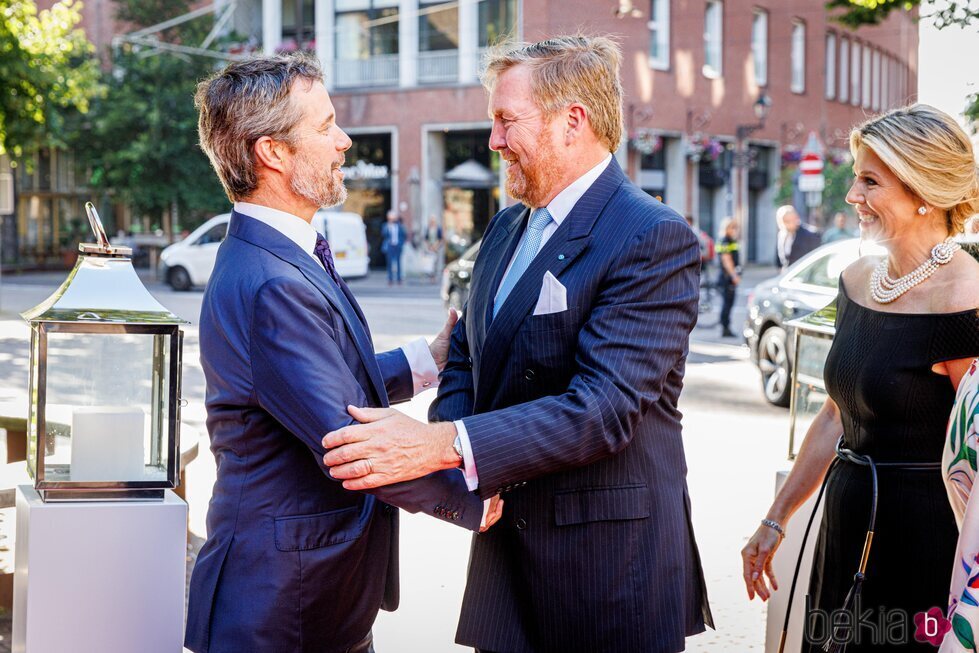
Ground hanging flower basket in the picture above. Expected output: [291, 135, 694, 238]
[630, 130, 663, 156]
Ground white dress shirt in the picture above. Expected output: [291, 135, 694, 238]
[453, 154, 613, 491]
[234, 202, 439, 395]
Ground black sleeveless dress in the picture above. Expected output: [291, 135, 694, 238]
[804, 280, 979, 652]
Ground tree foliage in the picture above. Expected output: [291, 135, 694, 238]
[74, 0, 228, 232]
[0, 0, 102, 158]
[827, 0, 979, 127]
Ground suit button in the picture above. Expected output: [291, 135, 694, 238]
[523, 368, 535, 381]
[515, 518, 527, 530]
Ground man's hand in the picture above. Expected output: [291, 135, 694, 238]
[480, 495, 504, 533]
[323, 405, 460, 490]
[429, 309, 459, 372]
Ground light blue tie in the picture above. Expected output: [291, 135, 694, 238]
[493, 207, 553, 317]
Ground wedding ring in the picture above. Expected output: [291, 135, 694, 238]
[365, 458, 374, 475]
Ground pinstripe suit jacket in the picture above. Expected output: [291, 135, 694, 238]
[429, 159, 713, 653]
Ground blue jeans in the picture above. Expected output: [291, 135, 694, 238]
[386, 248, 402, 282]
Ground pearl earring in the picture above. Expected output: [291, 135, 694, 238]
[917, 206, 927, 215]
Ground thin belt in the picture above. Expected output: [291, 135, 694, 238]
[777, 436, 941, 653]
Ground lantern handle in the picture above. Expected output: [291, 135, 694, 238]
[80, 202, 131, 256]
[85, 202, 111, 250]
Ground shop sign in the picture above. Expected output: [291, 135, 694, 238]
[341, 160, 389, 181]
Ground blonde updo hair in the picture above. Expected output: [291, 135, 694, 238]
[850, 104, 979, 235]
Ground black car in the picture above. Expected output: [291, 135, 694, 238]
[744, 238, 885, 407]
[441, 240, 481, 311]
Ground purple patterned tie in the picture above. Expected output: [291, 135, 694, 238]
[314, 234, 340, 284]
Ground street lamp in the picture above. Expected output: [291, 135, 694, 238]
[734, 89, 772, 259]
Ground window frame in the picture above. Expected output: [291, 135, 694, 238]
[648, 0, 671, 71]
[838, 36, 849, 104]
[790, 19, 806, 94]
[751, 8, 768, 87]
[703, 0, 723, 78]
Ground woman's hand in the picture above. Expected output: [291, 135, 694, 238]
[429, 309, 459, 372]
[741, 523, 782, 601]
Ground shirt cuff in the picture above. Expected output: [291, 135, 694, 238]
[400, 338, 440, 396]
[454, 419, 479, 491]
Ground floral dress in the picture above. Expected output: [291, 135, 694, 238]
[942, 359, 979, 652]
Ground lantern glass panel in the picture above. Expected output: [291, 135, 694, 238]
[788, 330, 833, 459]
[41, 330, 172, 483]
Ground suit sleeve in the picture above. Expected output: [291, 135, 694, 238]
[250, 276, 482, 531]
[461, 219, 701, 498]
[375, 348, 413, 404]
[428, 301, 475, 423]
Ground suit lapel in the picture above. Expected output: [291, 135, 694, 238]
[230, 211, 387, 404]
[472, 159, 627, 397]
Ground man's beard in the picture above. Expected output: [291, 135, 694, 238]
[505, 132, 561, 208]
[291, 147, 347, 209]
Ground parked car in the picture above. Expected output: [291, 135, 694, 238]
[159, 210, 370, 291]
[441, 240, 481, 310]
[744, 238, 886, 407]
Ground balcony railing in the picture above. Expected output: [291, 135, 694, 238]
[418, 49, 459, 84]
[333, 54, 400, 89]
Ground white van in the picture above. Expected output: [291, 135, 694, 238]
[159, 210, 370, 290]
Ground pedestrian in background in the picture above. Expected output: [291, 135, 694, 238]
[821, 211, 858, 243]
[775, 204, 820, 270]
[717, 217, 741, 338]
[685, 214, 715, 274]
[423, 214, 444, 282]
[381, 209, 406, 285]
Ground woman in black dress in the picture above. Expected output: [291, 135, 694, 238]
[742, 104, 979, 652]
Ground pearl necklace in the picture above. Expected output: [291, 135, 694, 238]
[870, 237, 960, 304]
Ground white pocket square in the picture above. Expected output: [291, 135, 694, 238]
[533, 271, 568, 315]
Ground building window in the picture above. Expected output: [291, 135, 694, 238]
[335, 0, 399, 60]
[839, 36, 849, 103]
[703, 0, 722, 77]
[862, 45, 871, 108]
[648, 0, 670, 70]
[419, 0, 459, 52]
[825, 32, 836, 100]
[791, 20, 805, 93]
[851, 41, 861, 106]
[872, 48, 881, 110]
[478, 0, 517, 48]
[751, 9, 767, 86]
[282, 0, 315, 51]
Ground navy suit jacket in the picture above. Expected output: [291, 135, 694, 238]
[185, 211, 482, 653]
[777, 223, 821, 269]
[430, 159, 713, 653]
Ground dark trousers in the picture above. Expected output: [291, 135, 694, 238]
[385, 248, 402, 282]
[719, 280, 737, 331]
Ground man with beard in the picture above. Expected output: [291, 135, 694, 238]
[321, 36, 713, 653]
[185, 54, 496, 653]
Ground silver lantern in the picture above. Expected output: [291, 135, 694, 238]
[22, 203, 188, 501]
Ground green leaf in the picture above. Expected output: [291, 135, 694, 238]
[952, 613, 977, 651]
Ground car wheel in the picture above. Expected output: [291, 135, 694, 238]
[168, 266, 192, 292]
[758, 326, 791, 407]
[448, 288, 465, 312]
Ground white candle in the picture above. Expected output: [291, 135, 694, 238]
[70, 407, 145, 481]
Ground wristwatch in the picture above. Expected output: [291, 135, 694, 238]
[452, 435, 465, 467]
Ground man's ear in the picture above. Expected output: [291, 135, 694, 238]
[254, 136, 288, 174]
[565, 103, 588, 145]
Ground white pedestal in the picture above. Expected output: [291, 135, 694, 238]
[13, 485, 187, 653]
[764, 470, 825, 653]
